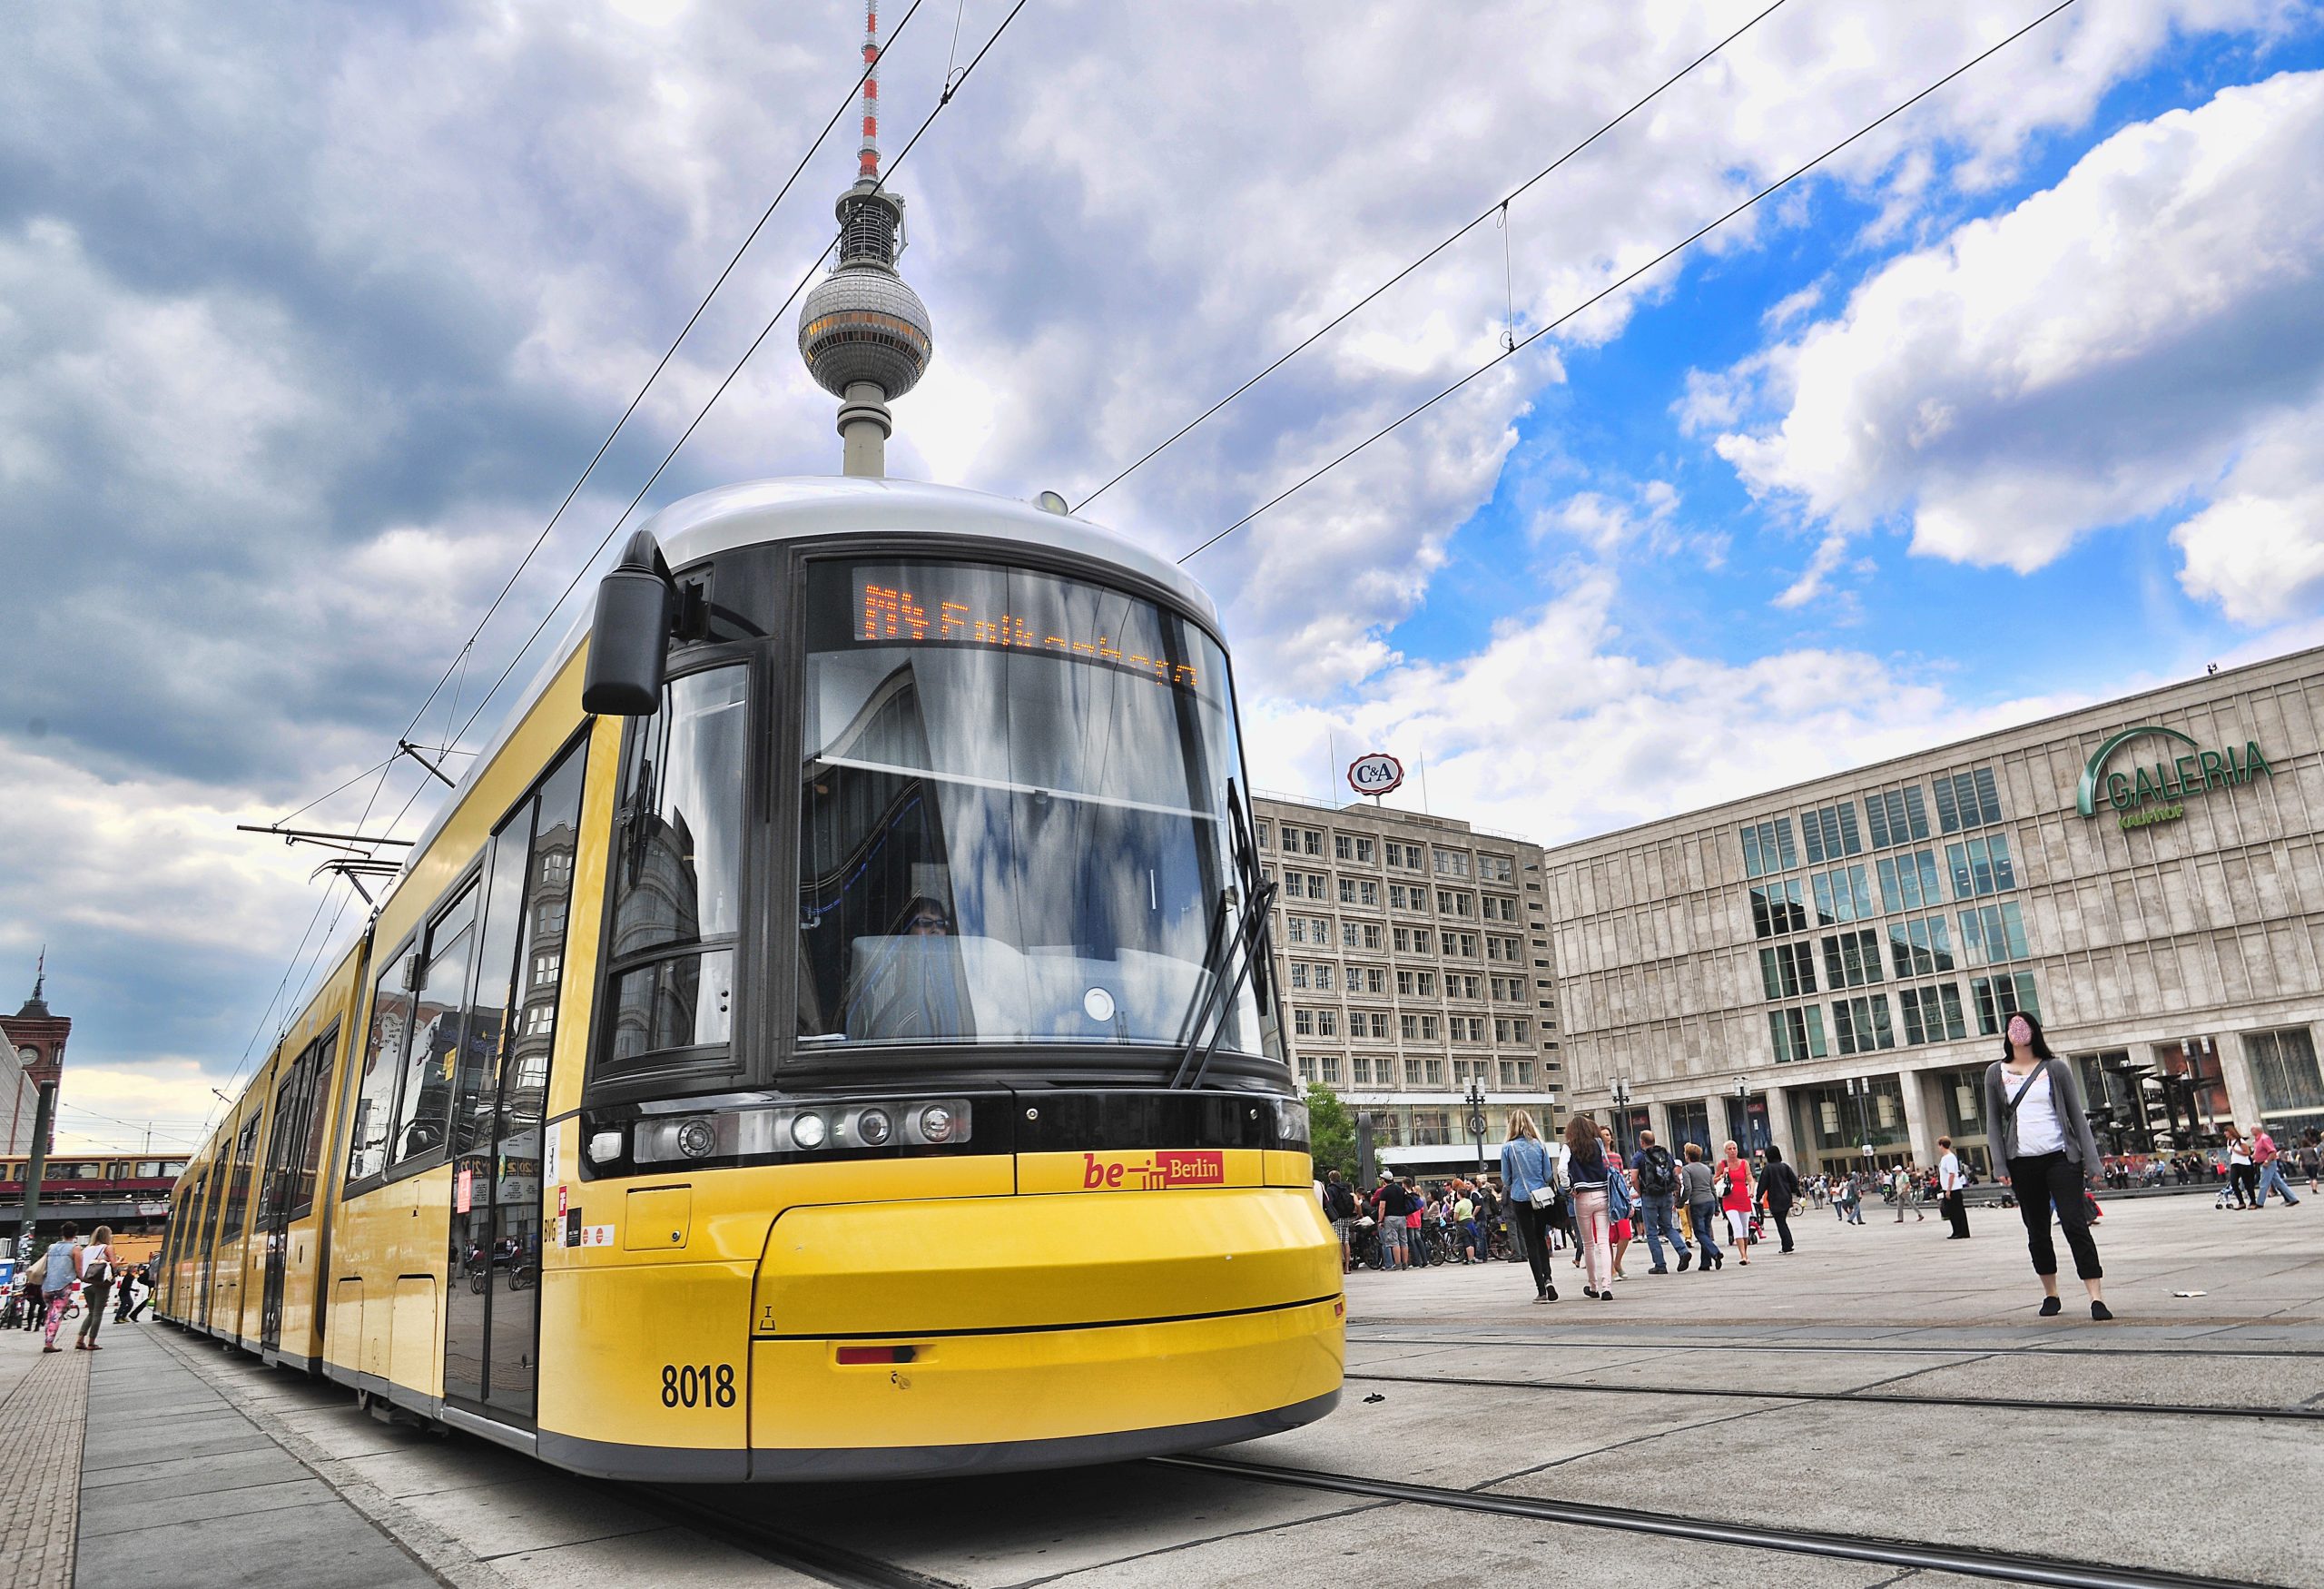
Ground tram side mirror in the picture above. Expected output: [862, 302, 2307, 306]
[582, 530, 676, 716]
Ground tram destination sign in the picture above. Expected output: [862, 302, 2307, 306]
[2076, 725, 2272, 830]
[1347, 753, 1404, 796]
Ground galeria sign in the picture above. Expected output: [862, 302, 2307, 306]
[2075, 725, 2271, 829]
[1347, 753, 1404, 796]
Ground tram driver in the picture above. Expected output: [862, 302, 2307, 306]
[844, 895, 972, 1041]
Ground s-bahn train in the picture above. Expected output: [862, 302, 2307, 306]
[0, 1156, 190, 1198]
[159, 478, 1343, 1480]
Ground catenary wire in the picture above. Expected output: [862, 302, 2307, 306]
[1069, 0, 1796, 514]
[428, 0, 1036, 765]
[1174, 0, 2078, 566]
[214, 0, 1034, 1126]
[263, 0, 928, 831]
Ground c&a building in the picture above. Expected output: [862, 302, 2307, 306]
[1543, 647, 2324, 1177]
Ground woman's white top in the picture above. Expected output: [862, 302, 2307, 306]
[2229, 1143, 2252, 1166]
[2007, 1066, 2066, 1156]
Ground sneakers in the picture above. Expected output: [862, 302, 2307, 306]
[2040, 1297, 2063, 1317]
[1647, 1267, 1669, 1275]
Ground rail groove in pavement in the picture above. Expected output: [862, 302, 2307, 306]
[1342, 1368, 2324, 1421]
[1151, 1453, 2250, 1589]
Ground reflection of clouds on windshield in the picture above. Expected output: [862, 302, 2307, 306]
[800, 562, 1263, 1053]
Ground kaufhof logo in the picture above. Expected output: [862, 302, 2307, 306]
[2076, 725, 2273, 830]
[1080, 1150, 1226, 1190]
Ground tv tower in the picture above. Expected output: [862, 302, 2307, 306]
[797, 0, 934, 479]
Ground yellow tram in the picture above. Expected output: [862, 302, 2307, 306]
[160, 477, 1344, 1479]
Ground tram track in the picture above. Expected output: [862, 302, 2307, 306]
[1348, 1330, 2324, 1359]
[1150, 1452, 2250, 1589]
[1342, 1367, 2324, 1423]
[632, 1483, 959, 1589]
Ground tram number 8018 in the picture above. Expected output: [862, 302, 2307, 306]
[661, 1363, 737, 1409]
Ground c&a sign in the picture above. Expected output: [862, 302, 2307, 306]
[2076, 725, 2272, 830]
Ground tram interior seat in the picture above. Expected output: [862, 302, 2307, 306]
[845, 936, 1209, 1042]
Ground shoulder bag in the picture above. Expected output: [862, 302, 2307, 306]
[1524, 1140, 1559, 1209]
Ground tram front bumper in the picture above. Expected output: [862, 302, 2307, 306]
[744, 1186, 1344, 1476]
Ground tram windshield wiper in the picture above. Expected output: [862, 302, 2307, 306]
[1169, 784, 1276, 1090]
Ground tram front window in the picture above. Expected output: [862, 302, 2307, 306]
[797, 558, 1272, 1059]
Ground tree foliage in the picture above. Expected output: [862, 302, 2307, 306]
[1305, 1082, 1356, 1181]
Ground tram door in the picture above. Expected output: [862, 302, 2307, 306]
[255, 1037, 326, 1354]
[443, 744, 584, 1424]
[256, 1064, 300, 1351]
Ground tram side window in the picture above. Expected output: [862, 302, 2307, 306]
[348, 949, 416, 1183]
[600, 667, 746, 1080]
[390, 882, 480, 1168]
[289, 1033, 337, 1219]
[220, 1110, 261, 1246]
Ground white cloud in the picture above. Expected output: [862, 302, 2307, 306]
[1709, 68, 2324, 597]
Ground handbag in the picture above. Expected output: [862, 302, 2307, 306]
[1521, 1139, 1559, 1208]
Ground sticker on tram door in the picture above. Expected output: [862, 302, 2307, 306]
[1081, 1150, 1226, 1190]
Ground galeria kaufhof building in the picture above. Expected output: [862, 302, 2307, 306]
[1544, 646, 2324, 1179]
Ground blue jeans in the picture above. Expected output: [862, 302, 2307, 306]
[2258, 1160, 2301, 1205]
[1639, 1194, 1688, 1268]
[1689, 1201, 1722, 1264]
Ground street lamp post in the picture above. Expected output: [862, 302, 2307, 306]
[1734, 1075, 1753, 1155]
[1609, 1078, 1632, 1160]
[1846, 1076, 1875, 1168]
[1464, 1077, 1487, 1179]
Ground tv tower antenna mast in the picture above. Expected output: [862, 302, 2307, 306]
[797, 0, 934, 479]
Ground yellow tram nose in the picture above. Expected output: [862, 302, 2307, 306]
[747, 1184, 1344, 1477]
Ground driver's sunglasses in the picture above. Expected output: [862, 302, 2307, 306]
[909, 913, 951, 931]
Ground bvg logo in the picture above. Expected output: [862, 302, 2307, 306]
[1081, 1150, 1226, 1190]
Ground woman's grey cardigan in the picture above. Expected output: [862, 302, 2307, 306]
[1982, 1056, 2105, 1171]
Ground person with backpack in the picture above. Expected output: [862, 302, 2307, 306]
[38, 1223, 82, 1351]
[1757, 1142, 1802, 1254]
[74, 1226, 116, 1350]
[1368, 1173, 1413, 1271]
[1499, 1109, 1560, 1302]
[1629, 1130, 1688, 1273]
[1324, 1170, 1359, 1273]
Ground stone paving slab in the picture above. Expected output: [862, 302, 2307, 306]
[0, 1327, 88, 1589]
[74, 1325, 440, 1589]
[1036, 1495, 2034, 1589]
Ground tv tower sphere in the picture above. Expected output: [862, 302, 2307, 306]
[797, 2, 931, 477]
[796, 183, 933, 403]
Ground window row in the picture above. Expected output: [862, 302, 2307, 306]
[1739, 765, 2003, 883]
[1296, 1055, 1541, 1091]
[1766, 974, 2039, 1063]
[1945, 834, 2015, 898]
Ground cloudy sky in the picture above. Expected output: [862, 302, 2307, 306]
[5, 0, 2323, 1148]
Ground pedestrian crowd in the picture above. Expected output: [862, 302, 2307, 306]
[4, 1223, 153, 1350]
[1325, 1013, 2143, 1323]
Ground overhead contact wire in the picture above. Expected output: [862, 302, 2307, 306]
[1070, 0, 1797, 515]
[434, 0, 1036, 762]
[264, 0, 927, 830]
[1176, 0, 2080, 566]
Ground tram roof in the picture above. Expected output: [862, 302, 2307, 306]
[396, 476, 1220, 879]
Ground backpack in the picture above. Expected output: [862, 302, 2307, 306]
[1636, 1145, 1677, 1197]
[1327, 1182, 1357, 1221]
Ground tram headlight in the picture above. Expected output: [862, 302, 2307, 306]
[586, 1130, 625, 1165]
[1275, 1097, 1311, 1148]
[790, 1111, 829, 1150]
[634, 1113, 738, 1165]
[854, 1108, 893, 1147]
[916, 1103, 957, 1143]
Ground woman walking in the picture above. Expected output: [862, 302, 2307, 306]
[1718, 1140, 1754, 1265]
[74, 1226, 116, 1350]
[1600, 1126, 1636, 1280]
[2224, 1128, 2260, 1210]
[1565, 1115, 1616, 1299]
[1758, 1143, 1802, 1254]
[1499, 1110, 1560, 1303]
[1984, 1012, 2112, 1320]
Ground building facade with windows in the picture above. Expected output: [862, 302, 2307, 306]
[1544, 647, 2324, 1179]
[1253, 794, 1561, 1175]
